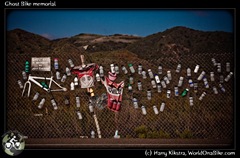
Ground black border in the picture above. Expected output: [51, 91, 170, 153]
[2, 1, 239, 157]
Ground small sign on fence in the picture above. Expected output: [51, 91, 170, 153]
[31, 57, 51, 71]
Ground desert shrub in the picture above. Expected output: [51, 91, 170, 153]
[176, 129, 193, 139]
[159, 130, 171, 138]
[147, 131, 159, 138]
[125, 134, 132, 138]
[134, 125, 148, 138]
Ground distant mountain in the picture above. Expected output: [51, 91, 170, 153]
[7, 29, 51, 54]
[7, 27, 233, 58]
[61, 33, 142, 52]
[7, 29, 142, 54]
[126, 26, 233, 60]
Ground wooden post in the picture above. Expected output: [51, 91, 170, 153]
[80, 55, 86, 68]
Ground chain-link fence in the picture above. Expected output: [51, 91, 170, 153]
[6, 50, 234, 140]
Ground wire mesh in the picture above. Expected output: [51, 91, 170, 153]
[6, 50, 234, 140]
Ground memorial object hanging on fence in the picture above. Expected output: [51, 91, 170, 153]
[71, 55, 99, 89]
[22, 74, 67, 97]
[31, 57, 51, 71]
[15, 52, 234, 139]
[101, 71, 124, 112]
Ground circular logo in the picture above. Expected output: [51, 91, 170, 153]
[2, 130, 25, 156]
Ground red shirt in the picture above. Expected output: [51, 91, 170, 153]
[101, 76, 124, 112]
[71, 63, 99, 88]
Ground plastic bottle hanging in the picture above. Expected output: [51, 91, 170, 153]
[203, 77, 209, 88]
[147, 89, 151, 100]
[68, 58, 74, 68]
[76, 96, 80, 108]
[210, 72, 215, 82]
[174, 86, 179, 96]
[151, 79, 157, 89]
[178, 76, 184, 87]
[164, 76, 170, 84]
[194, 65, 200, 73]
[157, 84, 161, 93]
[167, 71, 172, 80]
[219, 84, 225, 93]
[137, 81, 142, 91]
[91, 130, 95, 138]
[110, 64, 115, 74]
[158, 64, 162, 74]
[32, 92, 39, 101]
[211, 58, 217, 67]
[189, 96, 193, 106]
[161, 80, 167, 89]
[56, 71, 61, 80]
[176, 64, 181, 73]
[213, 86, 218, 94]
[128, 84, 132, 92]
[38, 98, 46, 109]
[25, 60, 30, 73]
[153, 106, 159, 115]
[70, 82, 75, 91]
[17, 80, 23, 89]
[197, 71, 205, 81]
[54, 58, 59, 70]
[112, 101, 117, 110]
[121, 65, 128, 74]
[129, 75, 134, 84]
[199, 92, 206, 101]
[61, 73, 67, 83]
[141, 106, 147, 115]
[132, 97, 138, 109]
[188, 79, 194, 87]
[225, 72, 233, 82]
[155, 74, 160, 84]
[148, 69, 154, 79]
[89, 102, 94, 113]
[74, 76, 78, 86]
[96, 73, 101, 82]
[193, 82, 198, 93]
[22, 71, 27, 80]
[219, 75, 224, 83]
[160, 102, 165, 112]
[99, 65, 104, 77]
[187, 68, 191, 77]
[77, 111, 82, 120]
[194, 82, 198, 93]
[128, 63, 135, 74]
[142, 70, 147, 79]
[226, 62, 230, 72]
[115, 64, 119, 74]
[217, 63, 221, 73]
[51, 98, 58, 110]
[138, 64, 142, 75]
[66, 66, 71, 76]
[181, 89, 189, 97]
[167, 89, 171, 98]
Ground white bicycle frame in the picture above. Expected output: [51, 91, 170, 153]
[22, 74, 67, 97]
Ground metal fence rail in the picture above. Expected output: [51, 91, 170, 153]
[6, 50, 234, 140]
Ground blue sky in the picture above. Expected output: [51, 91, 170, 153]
[7, 9, 233, 40]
